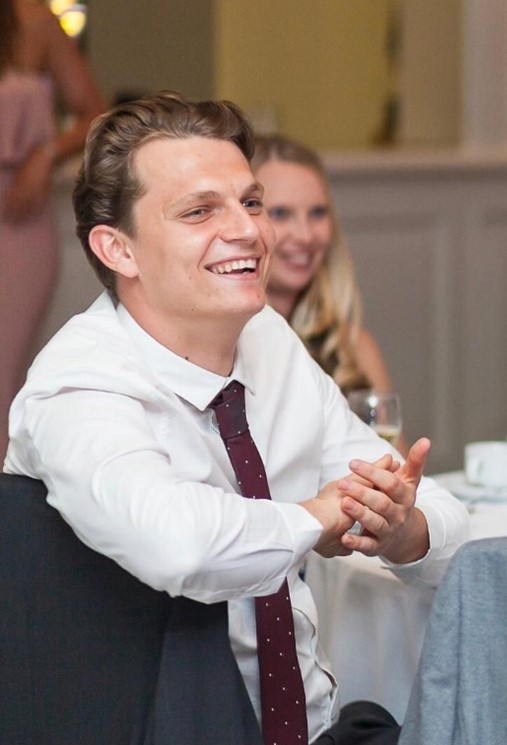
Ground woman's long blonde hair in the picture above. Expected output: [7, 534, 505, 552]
[252, 133, 368, 392]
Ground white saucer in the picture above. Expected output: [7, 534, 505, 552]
[432, 470, 507, 502]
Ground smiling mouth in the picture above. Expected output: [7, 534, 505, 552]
[278, 251, 314, 268]
[208, 258, 258, 275]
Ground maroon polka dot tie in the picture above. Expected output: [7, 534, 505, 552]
[209, 381, 309, 745]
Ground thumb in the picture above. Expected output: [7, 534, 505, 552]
[399, 437, 431, 484]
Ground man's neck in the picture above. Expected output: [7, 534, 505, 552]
[121, 301, 247, 376]
[172, 332, 238, 377]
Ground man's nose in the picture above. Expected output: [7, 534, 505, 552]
[220, 204, 261, 243]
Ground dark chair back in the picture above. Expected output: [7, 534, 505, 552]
[0, 473, 262, 745]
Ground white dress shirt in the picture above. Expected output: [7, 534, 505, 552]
[5, 292, 469, 742]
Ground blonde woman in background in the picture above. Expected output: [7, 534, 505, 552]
[253, 133, 394, 395]
[0, 0, 105, 461]
[253, 134, 409, 456]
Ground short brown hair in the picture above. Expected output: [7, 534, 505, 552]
[73, 90, 254, 294]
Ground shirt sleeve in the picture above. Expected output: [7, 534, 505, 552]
[315, 368, 470, 588]
[6, 387, 322, 603]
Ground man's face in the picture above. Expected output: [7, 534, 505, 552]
[119, 136, 275, 334]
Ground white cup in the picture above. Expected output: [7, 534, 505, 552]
[464, 441, 507, 488]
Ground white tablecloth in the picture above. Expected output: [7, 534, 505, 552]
[305, 473, 507, 723]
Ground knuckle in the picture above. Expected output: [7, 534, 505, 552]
[384, 472, 398, 491]
[376, 494, 391, 514]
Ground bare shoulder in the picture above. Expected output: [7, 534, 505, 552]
[16, 0, 63, 66]
[356, 327, 383, 356]
[17, 0, 57, 30]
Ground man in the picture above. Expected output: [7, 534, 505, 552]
[4, 92, 469, 744]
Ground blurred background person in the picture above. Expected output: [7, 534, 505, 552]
[0, 0, 105, 460]
[253, 133, 394, 394]
[253, 133, 409, 455]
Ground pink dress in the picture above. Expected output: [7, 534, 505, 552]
[0, 70, 59, 461]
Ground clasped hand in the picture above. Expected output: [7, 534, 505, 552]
[306, 437, 431, 564]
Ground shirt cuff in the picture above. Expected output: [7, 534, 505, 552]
[273, 501, 323, 565]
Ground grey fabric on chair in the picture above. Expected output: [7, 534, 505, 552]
[0, 473, 263, 745]
[399, 537, 507, 745]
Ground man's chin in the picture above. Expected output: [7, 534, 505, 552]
[234, 296, 267, 326]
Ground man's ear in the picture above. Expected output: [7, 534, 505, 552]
[89, 225, 139, 279]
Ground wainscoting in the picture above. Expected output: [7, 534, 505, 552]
[326, 149, 507, 471]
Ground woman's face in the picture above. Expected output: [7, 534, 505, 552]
[255, 159, 333, 299]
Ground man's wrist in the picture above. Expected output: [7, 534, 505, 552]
[383, 508, 430, 564]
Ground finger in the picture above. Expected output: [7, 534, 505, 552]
[340, 487, 393, 526]
[373, 453, 393, 466]
[345, 441, 431, 503]
[345, 459, 401, 500]
[336, 453, 395, 489]
[398, 437, 431, 484]
[341, 529, 379, 557]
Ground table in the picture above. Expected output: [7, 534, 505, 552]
[304, 473, 507, 723]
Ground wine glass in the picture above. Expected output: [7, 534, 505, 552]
[347, 390, 402, 447]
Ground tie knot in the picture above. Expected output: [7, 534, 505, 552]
[209, 381, 248, 440]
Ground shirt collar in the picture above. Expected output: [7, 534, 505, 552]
[116, 304, 255, 411]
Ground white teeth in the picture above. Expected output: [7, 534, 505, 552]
[284, 252, 311, 267]
[211, 259, 257, 274]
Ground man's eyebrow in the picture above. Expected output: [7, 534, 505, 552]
[166, 182, 264, 214]
[249, 180, 265, 196]
[168, 190, 220, 211]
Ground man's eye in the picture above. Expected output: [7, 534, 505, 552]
[243, 198, 263, 212]
[268, 206, 290, 221]
[183, 207, 209, 220]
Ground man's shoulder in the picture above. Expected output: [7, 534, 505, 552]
[34, 292, 126, 363]
[241, 305, 301, 346]
[238, 305, 327, 390]
[21, 292, 149, 396]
